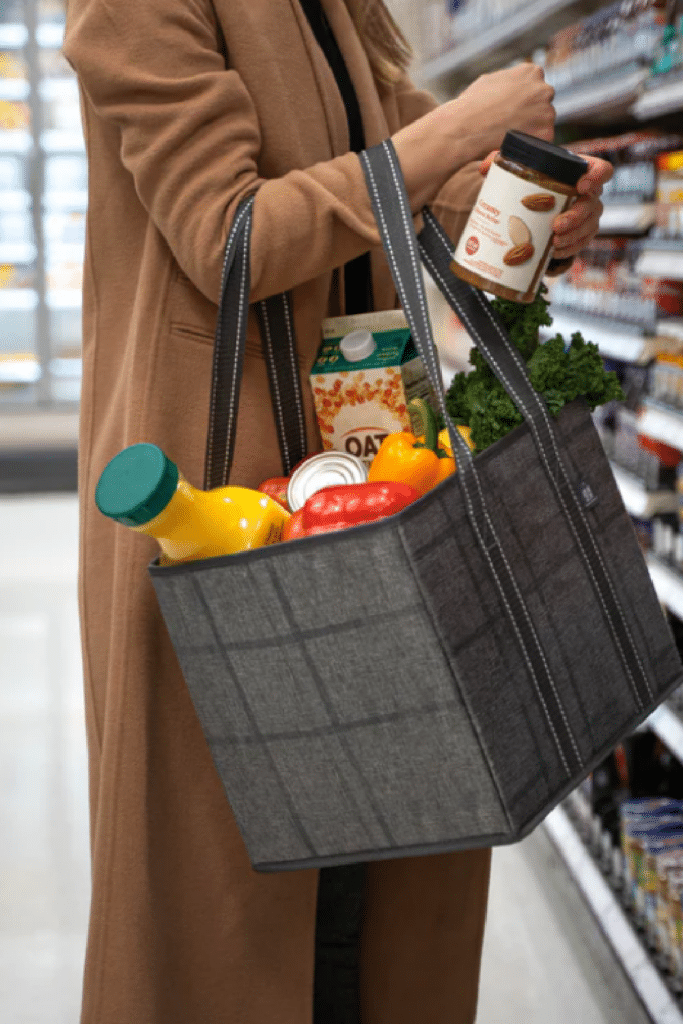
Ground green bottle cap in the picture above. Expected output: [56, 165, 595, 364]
[95, 443, 179, 527]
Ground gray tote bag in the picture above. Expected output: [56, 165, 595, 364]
[149, 140, 683, 872]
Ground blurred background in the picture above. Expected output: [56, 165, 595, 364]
[6, 0, 683, 1021]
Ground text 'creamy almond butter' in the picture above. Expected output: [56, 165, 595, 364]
[450, 130, 588, 303]
[310, 310, 438, 466]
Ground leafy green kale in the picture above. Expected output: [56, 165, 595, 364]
[444, 284, 624, 453]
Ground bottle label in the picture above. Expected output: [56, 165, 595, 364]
[453, 162, 570, 292]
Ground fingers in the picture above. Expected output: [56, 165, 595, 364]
[478, 150, 498, 175]
[552, 197, 603, 258]
[575, 155, 613, 197]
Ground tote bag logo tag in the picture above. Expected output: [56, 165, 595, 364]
[578, 478, 599, 510]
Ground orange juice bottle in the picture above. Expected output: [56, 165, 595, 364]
[95, 443, 290, 564]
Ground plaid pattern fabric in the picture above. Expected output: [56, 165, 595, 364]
[152, 399, 683, 871]
[149, 143, 683, 871]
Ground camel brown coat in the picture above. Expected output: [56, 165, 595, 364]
[62, 2, 496, 1021]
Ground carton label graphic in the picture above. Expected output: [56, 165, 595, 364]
[311, 311, 437, 466]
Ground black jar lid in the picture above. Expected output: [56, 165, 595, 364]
[500, 131, 588, 187]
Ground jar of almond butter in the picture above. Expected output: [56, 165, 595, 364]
[450, 131, 589, 304]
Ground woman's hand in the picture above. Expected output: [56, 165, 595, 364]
[393, 63, 556, 214]
[478, 151, 613, 260]
[551, 156, 613, 259]
[453, 64, 556, 153]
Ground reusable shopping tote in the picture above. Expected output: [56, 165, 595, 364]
[149, 140, 683, 872]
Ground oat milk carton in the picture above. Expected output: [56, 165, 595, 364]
[310, 310, 437, 466]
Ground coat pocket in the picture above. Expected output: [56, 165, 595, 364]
[170, 319, 276, 362]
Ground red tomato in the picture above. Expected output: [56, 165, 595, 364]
[257, 477, 290, 511]
[281, 508, 307, 542]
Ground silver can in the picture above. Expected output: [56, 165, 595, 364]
[286, 452, 368, 513]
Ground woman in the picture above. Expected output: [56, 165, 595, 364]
[61, 2, 610, 1022]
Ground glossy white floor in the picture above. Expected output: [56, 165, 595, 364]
[0, 493, 653, 1024]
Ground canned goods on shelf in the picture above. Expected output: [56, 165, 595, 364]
[286, 452, 368, 513]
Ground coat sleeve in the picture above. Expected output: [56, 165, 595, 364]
[62, 0, 390, 306]
[392, 71, 483, 246]
[392, 71, 574, 277]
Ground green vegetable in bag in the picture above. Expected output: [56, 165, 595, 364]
[444, 284, 624, 454]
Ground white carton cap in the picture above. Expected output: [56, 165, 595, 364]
[340, 329, 376, 362]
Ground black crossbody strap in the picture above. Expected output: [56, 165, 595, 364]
[418, 207, 654, 713]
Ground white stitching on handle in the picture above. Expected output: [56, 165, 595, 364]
[363, 147, 471, 467]
[282, 293, 307, 471]
[417, 238, 581, 769]
[384, 144, 582, 769]
[427, 207, 651, 704]
[473, 286, 652, 704]
[221, 206, 252, 487]
[422, 210, 651, 707]
[382, 144, 464, 457]
[207, 200, 251, 485]
[259, 299, 288, 472]
[363, 147, 574, 777]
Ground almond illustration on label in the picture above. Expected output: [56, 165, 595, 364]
[503, 243, 535, 266]
[508, 215, 531, 247]
[521, 193, 556, 212]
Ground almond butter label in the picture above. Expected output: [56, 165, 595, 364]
[453, 162, 569, 292]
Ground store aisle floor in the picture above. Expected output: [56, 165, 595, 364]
[0, 494, 653, 1024]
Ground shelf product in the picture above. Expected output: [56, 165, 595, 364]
[552, 235, 683, 327]
[655, 150, 683, 241]
[567, 131, 683, 208]
[544, 0, 668, 94]
[421, 0, 528, 62]
[0, 1, 86, 404]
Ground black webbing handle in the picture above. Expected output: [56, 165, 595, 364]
[203, 195, 308, 490]
[359, 139, 653, 718]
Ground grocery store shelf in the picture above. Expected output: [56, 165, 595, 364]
[0, 190, 31, 213]
[638, 400, 683, 451]
[633, 77, 683, 120]
[47, 243, 84, 262]
[0, 354, 39, 384]
[647, 700, 683, 771]
[598, 203, 656, 235]
[36, 23, 65, 49]
[544, 803, 683, 1024]
[611, 463, 679, 518]
[554, 67, 649, 123]
[0, 407, 78, 449]
[636, 245, 683, 283]
[656, 320, 683, 344]
[418, 0, 604, 87]
[0, 21, 64, 50]
[647, 555, 683, 626]
[544, 309, 656, 364]
[39, 78, 78, 102]
[46, 289, 81, 310]
[44, 190, 88, 212]
[0, 290, 37, 311]
[0, 131, 32, 155]
[0, 242, 37, 264]
[0, 80, 29, 102]
[40, 130, 84, 154]
[0, 24, 28, 49]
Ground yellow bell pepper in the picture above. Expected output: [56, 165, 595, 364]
[437, 424, 475, 455]
[368, 398, 456, 496]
